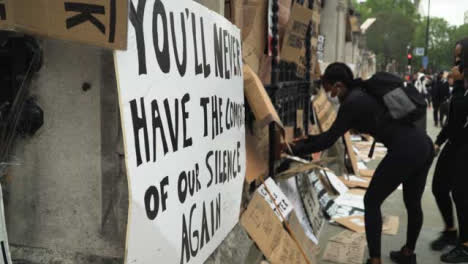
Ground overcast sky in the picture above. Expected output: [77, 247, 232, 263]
[357, 0, 468, 26]
[419, 0, 468, 26]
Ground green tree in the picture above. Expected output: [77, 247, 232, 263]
[412, 18, 468, 72]
[353, 0, 419, 72]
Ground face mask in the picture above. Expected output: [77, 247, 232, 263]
[327, 91, 340, 104]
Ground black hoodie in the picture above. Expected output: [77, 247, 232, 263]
[435, 80, 468, 146]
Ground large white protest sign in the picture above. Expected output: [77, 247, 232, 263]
[0, 185, 11, 264]
[114, 1, 245, 263]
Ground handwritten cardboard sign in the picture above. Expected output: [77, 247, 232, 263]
[0, 0, 127, 49]
[313, 89, 337, 132]
[115, 1, 245, 263]
[281, 3, 313, 77]
[241, 193, 313, 264]
[323, 230, 367, 264]
[257, 178, 293, 221]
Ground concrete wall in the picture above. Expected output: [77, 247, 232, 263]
[320, 0, 348, 63]
[6, 40, 127, 263]
[4, 0, 238, 263]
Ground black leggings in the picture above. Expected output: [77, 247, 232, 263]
[364, 132, 433, 258]
[453, 144, 468, 243]
[432, 143, 456, 229]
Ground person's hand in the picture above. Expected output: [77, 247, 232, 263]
[451, 66, 463, 81]
[434, 144, 441, 156]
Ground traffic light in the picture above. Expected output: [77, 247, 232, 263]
[407, 53, 413, 65]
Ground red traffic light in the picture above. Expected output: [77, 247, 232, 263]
[407, 54, 413, 59]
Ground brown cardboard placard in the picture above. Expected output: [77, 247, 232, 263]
[348, 188, 366, 196]
[244, 65, 284, 130]
[344, 132, 360, 176]
[241, 193, 313, 264]
[323, 241, 366, 264]
[329, 230, 366, 244]
[335, 215, 399, 236]
[296, 109, 304, 133]
[323, 232, 367, 264]
[242, 0, 267, 73]
[335, 216, 366, 233]
[285, 126, 295, 143]
[281, 3, 313, 77]
[359, 169, 375, 178]
[0, 0, 13, 29]
[339, 176, 370, 189]
[275, 162, 323, 180]
[288, 212, 320, 260]
[349, 15, 361, 33]
[309, 124, 320, 136]
[246, 132, 269, 183]
[383, 216, 399, 236]
[0, 0, 127, 49]
[313, 89, 337, 132]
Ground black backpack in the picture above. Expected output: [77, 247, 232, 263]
[361, 72, 427, 157]
[363, 72, 427, 126]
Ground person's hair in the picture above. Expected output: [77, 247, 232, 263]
[322, 62, 359, 88]
[456, 38, 468, 80]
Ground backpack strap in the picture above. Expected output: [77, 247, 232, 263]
[368, 139, 377, 159]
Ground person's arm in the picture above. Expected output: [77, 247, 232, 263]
[435, 122, 449, 146]
[292, 99, 356, 156]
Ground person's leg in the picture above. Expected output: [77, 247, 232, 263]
[365, 154, 404, 259]
[454, 145, 468, 245]
[434, 105, 440, 126]
[432, 144, 456, 230]
[442, 145, 468, 262]
[431, 144, 458, 251]
[390, 135, 433, 264]
[403, 153, 432, 251]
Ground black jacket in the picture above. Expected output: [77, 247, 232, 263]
[292, 88, 423, 155]
[436, 80, 468, 146]
[432, 80, 450, 106]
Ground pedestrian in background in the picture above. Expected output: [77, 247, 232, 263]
[436, 39, 468, 263]
[432, 72, 450, 127]
[425, 75, 433, 108]
[439, 74, 453, 126]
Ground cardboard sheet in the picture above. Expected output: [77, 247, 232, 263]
[244, 65, 284, 130]
[0, 0, 127, 49]
[295, 174, 325, 242]
[383, 216, 400, 235]
[313, 89, 337, 132]
[289, 211, 320, 261]
[335, 216, 366, 233]
[309, 171, 364, 219]
[257, 178, 294, 221]
[241, 193, 313, 264]
[340, 175, 370, 189]
[242, 0, 268, 73]
[335, 215, 400, 236]
[334, 192, 365, 210]
[324, 170, 349, 195]
[329, 230, 366, 244]
[281, 3, 313, 77]
[359, 169, 375, 178]
[246, 132, 269, 183]
[275, 162, 323, 180]
[323, 231, 367, 264]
